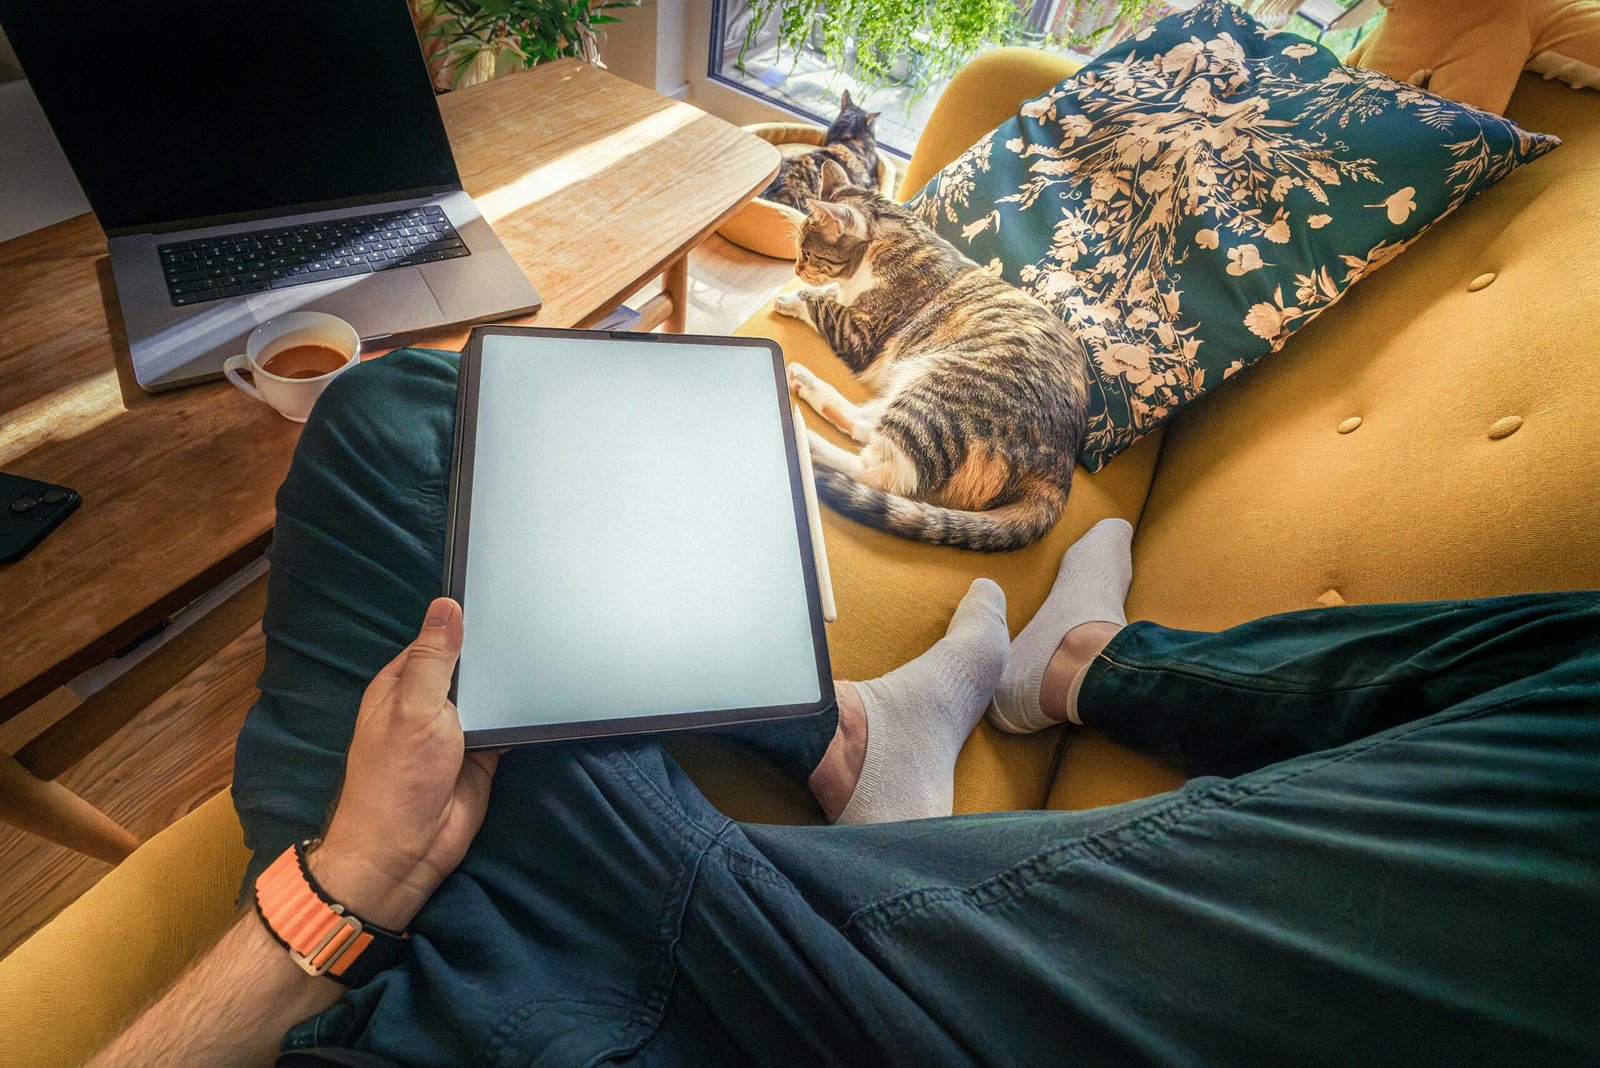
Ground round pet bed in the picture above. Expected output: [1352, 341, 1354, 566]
[719, 122, 901, 261]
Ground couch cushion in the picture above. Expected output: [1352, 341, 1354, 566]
[654, 297, 1165, 821]
[1053, 73, 1600, 810]
[906, 1, 1562, 474]
[683, 45, 1159, 818]
[1129, 72, 1600, 628]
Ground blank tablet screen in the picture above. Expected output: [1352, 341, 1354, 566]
[452, 331, 825, 740]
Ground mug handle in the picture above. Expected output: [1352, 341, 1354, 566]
[222, 354, 262, 401]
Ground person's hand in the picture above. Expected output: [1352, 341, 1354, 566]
[307, 597, 499, 930]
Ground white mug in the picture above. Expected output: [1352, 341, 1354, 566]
[222, 312, 361, 422]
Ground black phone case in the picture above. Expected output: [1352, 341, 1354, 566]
[1, 471, 82, 565]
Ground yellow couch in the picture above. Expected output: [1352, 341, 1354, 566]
[3, 49, 1596, 1067]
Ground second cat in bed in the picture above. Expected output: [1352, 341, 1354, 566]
[778, 160, 1089, 552]
[761, 91, 880, 210]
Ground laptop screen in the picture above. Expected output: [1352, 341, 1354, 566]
[0, 0, 460, 234]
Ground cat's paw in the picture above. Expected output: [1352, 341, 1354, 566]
[787, 361, 820, 398]
[773, 292, 807, 319]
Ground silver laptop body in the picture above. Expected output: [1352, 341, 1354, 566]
[1, 0, 541, 392]
[109, 189, 539, 391]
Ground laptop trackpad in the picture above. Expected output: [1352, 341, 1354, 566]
[243, 268, 443, 338]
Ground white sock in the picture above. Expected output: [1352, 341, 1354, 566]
[836, 579, 1009, 825]
[987, 517, 1133, 734]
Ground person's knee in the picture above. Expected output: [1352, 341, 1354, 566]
[298, 348, 459, 468]
[310, 348, 455, 433]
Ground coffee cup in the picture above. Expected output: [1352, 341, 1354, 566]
[222, 311, 361, 422]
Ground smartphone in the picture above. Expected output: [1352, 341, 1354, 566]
[1, 471, 82, 565]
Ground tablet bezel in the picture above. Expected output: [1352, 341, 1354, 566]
[445, 324, 835, 749]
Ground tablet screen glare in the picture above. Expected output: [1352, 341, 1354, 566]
[455, 332, 823, 734]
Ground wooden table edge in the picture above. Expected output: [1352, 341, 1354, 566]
[0, 134, 781, 723]
[576, 155, 782, 330]
[0, 538, 269, 721]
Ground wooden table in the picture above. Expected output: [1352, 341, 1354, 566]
[0, 60, 779, 858]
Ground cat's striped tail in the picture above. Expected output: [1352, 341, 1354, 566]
[812, 467, 1066, 552]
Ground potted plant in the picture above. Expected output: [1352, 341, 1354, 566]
[411, 0, 640, 90]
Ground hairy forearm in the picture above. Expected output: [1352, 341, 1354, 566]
[87, 909, 340, 1068]
[87, 599, 494, 1066]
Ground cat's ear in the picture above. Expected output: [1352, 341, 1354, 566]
[819, 158, 852, 201]
[810, 200, 866, 241]
[840, 89, 853, 110]
[867, 111, 880, 128]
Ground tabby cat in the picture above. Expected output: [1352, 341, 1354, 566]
[761, 91, 880, 210]
[777, 160, 1089, 552]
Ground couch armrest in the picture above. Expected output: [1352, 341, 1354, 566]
[0, 789, 248, 1068]
[898, 47, 1082, 200]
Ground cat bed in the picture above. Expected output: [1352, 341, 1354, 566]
[719, 122, 901, 261]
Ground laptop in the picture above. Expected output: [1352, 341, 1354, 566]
[0, 0, 541, 392]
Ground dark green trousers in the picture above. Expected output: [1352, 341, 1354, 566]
[237, 351, 1600, 1066]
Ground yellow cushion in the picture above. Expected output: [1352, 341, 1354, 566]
[1127, 73, 1600, 639]
[681, 47, 1146, 813]
[0, 790, 248, 1068]
[1047, 731, 1186, 811]
[722, 294, 1164, 817]
[1070, 74, 1600, 805]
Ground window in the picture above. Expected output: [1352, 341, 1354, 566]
[706, 0, 1384, 159]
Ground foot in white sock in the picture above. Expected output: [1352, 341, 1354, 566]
[987, 517, 1133, 734]
[835, 579, 1009, 825]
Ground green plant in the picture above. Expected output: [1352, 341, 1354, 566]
[421, 0, 639, 89]
[740, 0, 1024, 103]
[922, 0, 1029, 81]
[737, 0, 1170, 106]
[1037, 0, 1169, 54]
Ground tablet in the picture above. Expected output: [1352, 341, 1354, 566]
[445, 325, 834, 748]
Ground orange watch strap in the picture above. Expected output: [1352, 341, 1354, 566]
[254, 842, 404, 983]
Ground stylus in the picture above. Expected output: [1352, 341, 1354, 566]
[792, 402, 838, 623]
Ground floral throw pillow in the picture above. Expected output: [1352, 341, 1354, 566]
[906, 0, 1559, 471]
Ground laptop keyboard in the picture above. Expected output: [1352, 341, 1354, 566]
[157, 205, 470, 307]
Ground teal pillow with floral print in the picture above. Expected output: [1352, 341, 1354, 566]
[906, 0, 1559, 471]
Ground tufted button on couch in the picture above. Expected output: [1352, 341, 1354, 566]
[0, 48, 1595, 1067]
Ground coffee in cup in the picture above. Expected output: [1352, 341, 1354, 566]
[223, 312, 361, 422]
[260, 344, 350, 380]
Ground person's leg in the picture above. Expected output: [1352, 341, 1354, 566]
[235, 348, 843, 882]
[234, 351, 1005, 1064]
[727, 590, 1600, 1066]
[1077, 592, 1600, 775]
[244, 367, 1598, 1064]
[236, 352, 846, 1061]
[988, 516, 1133, 733]
[234, 348, 466, 879]
[812, 579, 1010, 825]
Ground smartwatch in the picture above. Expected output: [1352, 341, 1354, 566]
[253, 840, 410, 987]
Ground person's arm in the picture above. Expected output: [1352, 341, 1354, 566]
[88, 597, 498, 1067]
